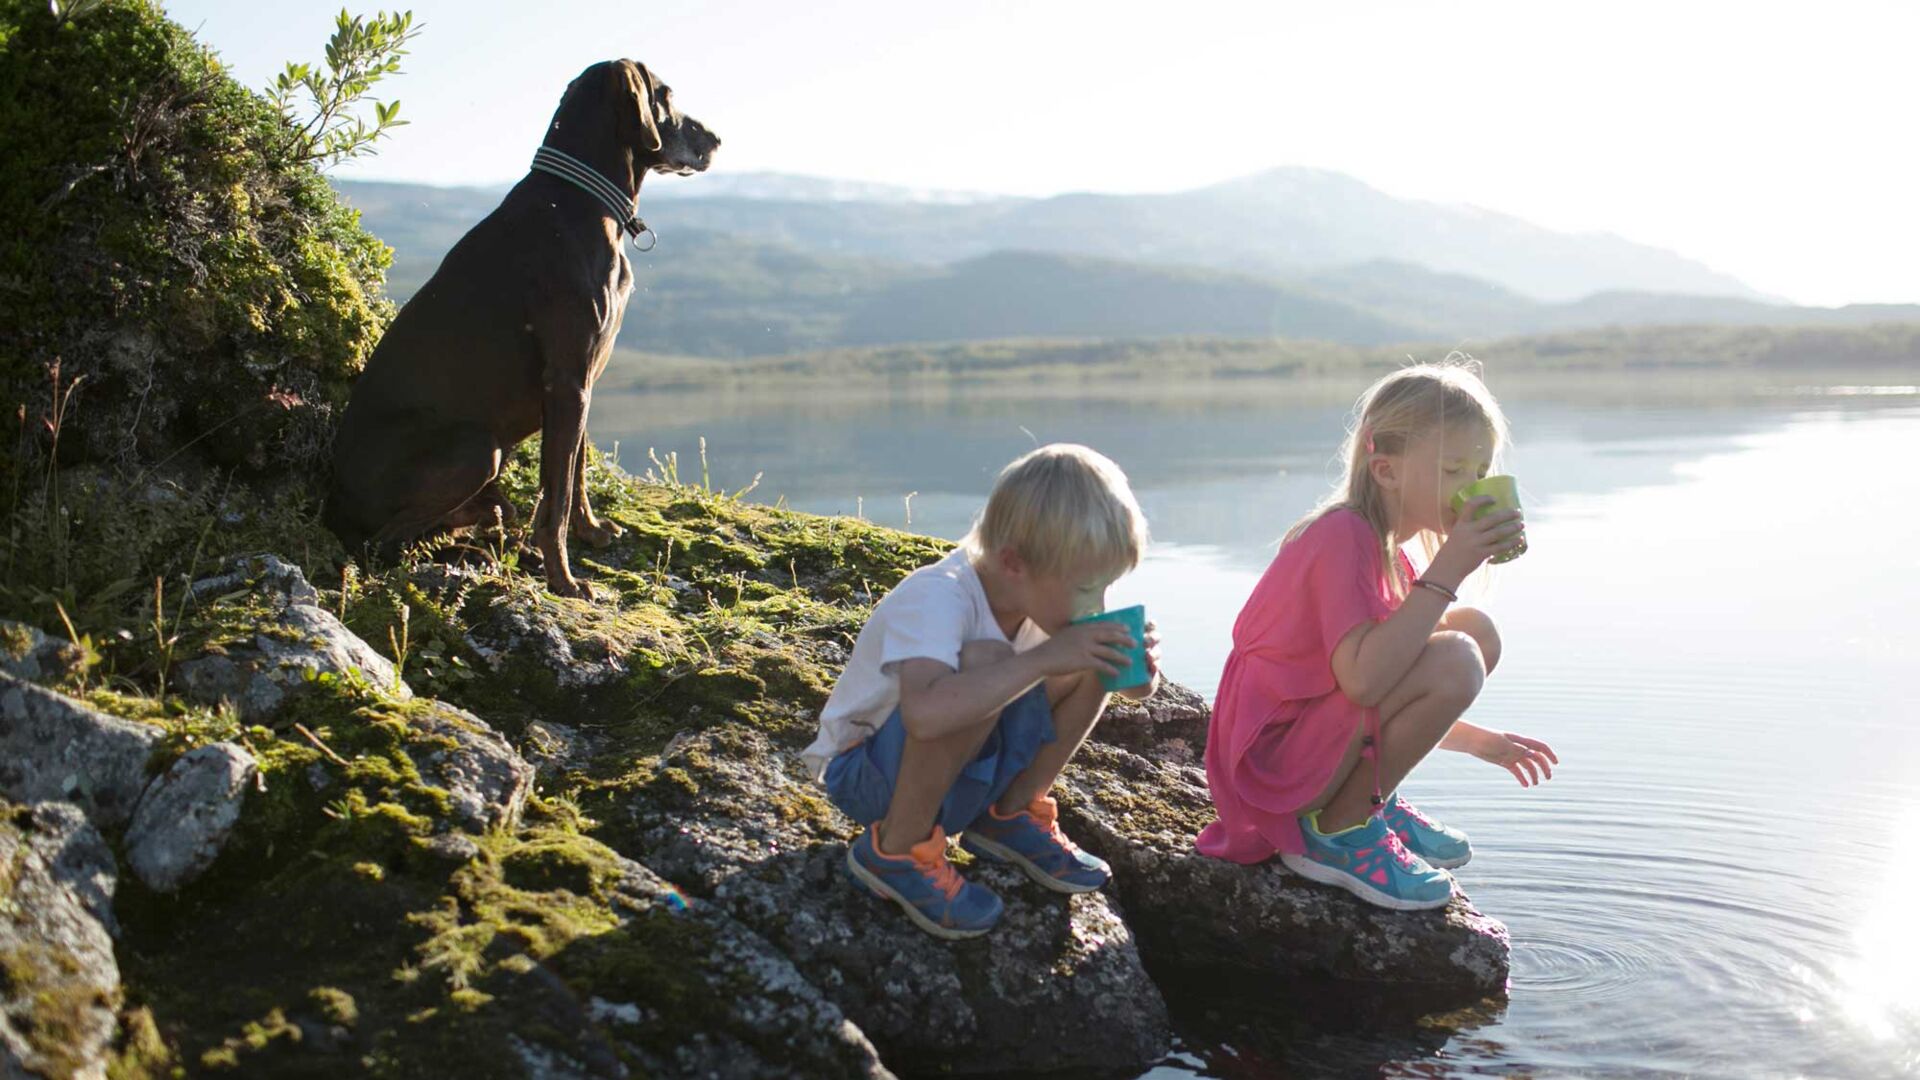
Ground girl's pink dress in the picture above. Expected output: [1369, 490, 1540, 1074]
[1196, 508, 1412, 861]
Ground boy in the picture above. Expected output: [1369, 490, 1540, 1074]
[800, 444, 1161, 939]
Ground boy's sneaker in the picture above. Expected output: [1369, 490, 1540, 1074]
[1279, 810, 1453, 911]
[845, 824, 1003, 939]
[959, 794, 1111, 894]
[1381, 791, 1472, 869]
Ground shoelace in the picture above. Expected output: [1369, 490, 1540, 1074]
[909, 832, 964, 900]
[1391, 795, 1440, 830]
[1377, 825, 1422, 872]
[1024, 797, 1082, 854]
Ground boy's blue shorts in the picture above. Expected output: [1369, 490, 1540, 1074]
[824, 682, 1055, 834]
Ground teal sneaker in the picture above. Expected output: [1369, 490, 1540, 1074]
[1279, 810, 1453, 911]
[959, 795, 1111, 894]
[1382, 791, 1472, 870]
[846, 824, 1004, 939]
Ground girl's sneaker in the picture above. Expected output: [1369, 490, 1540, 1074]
[1381, 791, 1472, 870]
[959, 794, 1111, 894]
[846, 824, 1004, 939]
[1279, 810, 1454, 911]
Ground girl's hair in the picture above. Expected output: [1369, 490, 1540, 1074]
[962, 443, 1149, 582]
[1284, 356, 1510, 596]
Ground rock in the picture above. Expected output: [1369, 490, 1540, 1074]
[503, 853, 893, 1080]
[1091, 680, 1210, 764]
[175, 555, 409, 721]
[521, 718, 603, 786]
[419, 832, 482, 866]
[186, 553, 320, 608]
[407, 701, 535, 834]
[0, 673, 162, 829]
[593, 724, 1171, 1077]
[1056, 741, 1511, 998]
[460, 582, 674, 713]
[0, 801, 122, 1080]
[0, 619, 86, 685]
[124, 742, 258, 892]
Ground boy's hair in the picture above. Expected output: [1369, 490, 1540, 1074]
[962, 443, 1148, 582]
[1285, 356, 1510, 596]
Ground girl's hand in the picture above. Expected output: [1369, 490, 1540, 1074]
[1115, 619, 1162, 700]
[1472, 729, 1559, 787]
[1431, 497, 1525, 584]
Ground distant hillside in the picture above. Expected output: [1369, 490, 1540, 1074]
[622, 167, 1765, 302]
[336, 178, 1920, 359]
[839, 251, 1419, 346]
[607, 323, 1920, 395]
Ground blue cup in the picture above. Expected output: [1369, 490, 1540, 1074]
[1071, 604, 1150, 691]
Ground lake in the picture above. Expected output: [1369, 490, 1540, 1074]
[594, 374, 1920, 1079]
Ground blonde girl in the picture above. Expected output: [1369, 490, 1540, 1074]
[1194, 361, 1557, 910]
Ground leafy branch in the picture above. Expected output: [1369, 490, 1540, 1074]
[268, 9, 423, 170]
[48, 0, 109, 28]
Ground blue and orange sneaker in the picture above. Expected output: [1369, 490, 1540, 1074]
[1279, 810, 1453, 911]
[1381, 791, 1472, 869]
[959, 794, 1111, 894]
[845, 823, 1003, 939]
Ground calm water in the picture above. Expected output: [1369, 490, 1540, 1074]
[595, 379, 1920, 1079]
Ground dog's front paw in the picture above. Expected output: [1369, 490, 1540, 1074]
[573, 518, 626, 550]
[545, 571, 596, 601]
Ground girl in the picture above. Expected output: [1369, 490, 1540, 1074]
[1195, 362, 1558, 910]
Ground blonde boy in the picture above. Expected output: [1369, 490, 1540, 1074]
[800, 444, 1161, 939]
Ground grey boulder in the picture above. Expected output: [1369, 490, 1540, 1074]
[0, 801, 121, 1080]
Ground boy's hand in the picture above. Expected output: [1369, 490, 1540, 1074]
[1033, 620, 1134, 679]
[1431, 497, 1525, 585]
[1114, 618, 1162, 700]
[1470, 729, 1559, 787]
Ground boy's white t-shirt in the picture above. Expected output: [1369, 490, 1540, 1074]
[800, 547, 1049, 781]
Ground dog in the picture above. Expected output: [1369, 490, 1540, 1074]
[325, 59, 719, 597]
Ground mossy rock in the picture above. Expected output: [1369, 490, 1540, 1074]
[0, 0, 392, 491]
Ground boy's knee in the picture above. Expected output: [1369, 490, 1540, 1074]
[1426, 630, 1486, 707]
[958, 638, 1015, 671]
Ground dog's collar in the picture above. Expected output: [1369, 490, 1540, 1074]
[530, 146, 657, 252]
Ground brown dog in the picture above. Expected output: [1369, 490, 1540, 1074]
[325, 59, 719, 596]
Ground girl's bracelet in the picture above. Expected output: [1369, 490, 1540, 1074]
[1412, 578, 1458, 603]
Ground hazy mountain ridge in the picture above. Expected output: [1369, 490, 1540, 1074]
[335, 173, 1917, 359]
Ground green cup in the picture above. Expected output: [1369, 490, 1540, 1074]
[1070, 604, 1150, 691]
[1450, 475, 1527, 564]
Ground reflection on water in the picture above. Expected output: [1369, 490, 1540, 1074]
[594, 382, 1920, 1078]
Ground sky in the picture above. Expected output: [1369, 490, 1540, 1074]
[159, 0, 1918, 308]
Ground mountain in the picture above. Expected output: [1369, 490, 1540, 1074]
[839, 251, 1420, 346]
[625, 167, 1765, 302]
[644, 169, 1006, 205]
[334, 175, 1918, 359]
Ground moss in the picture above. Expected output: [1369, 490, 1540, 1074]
[0, 941, 116, 1078]
[499, 834, 625, 897]
[0, 621, 32, 661]
[309, 986, 358, 1027]
[0, 0, 392, 488]
[106, 1006, 174, 1078]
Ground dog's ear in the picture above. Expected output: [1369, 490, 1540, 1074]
[615, 59, 663, 153]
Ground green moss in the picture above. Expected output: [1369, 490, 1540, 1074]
[309, 986, 358, 1027]
[0, 0, 392, 489]
[0, 622, 32, 661]
[0, 942, 115, 1078]
[106, 1006, 174, 1079]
